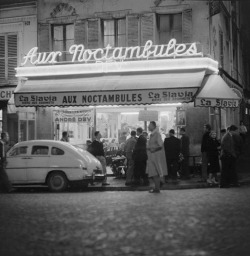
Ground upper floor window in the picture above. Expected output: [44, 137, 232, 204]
[102, 19, 126, 47]
[0, 34, 17, 83]
[52, 24, 74, 61]
[157, 13, 182, 44]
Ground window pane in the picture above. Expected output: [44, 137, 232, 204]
[32, 146, 49, 155]
[159, 31, 171, 44]
[117, 35, 126, 47]
[173, 14, 182, 30]
[66, 24, 74, 40]
[104, 36, 114, 47]
[20, 120, 27, 141]
[53, 26, 63, 41]
[159, 15, 170, 33]
[172, 31, 182, 43]
[27, 112, 35, 119]
[51, 147, 64, 155]
[28, 120, 35, 140]
[117, 19, 126, 35]
[104, 20, 115, 36]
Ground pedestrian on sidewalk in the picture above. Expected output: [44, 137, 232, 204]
[133, 127, 149, 186]
[91, 131, 110, 186]
[146, 121, 168, 193]
[180, 128, 190, 180]
[201, 124, 211, 182]
[124, 130, 137, 186]
[206, 131, 220, 185]
[0, 132, 13, 193]
[60, 131, 69, 142]
[239, 121, 247, 143]
[220, 125, 242, 188]
[164, 129, 180, 182]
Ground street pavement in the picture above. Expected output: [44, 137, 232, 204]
[1, 187, 250, 256]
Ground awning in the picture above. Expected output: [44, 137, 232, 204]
[194, 74, 241, 108]
[14, 70, 205, 107]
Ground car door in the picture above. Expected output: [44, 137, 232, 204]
[6, 145, 29, 183]
[26, 145, 50, 183]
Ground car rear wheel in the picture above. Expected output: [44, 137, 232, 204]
[47, 172, 68, 192]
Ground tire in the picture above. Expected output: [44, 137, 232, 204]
[47, 172, 68, 192]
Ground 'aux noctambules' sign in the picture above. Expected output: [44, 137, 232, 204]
[21, 39, 203, 66]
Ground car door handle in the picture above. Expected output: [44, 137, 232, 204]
[22, 157, 32, 159]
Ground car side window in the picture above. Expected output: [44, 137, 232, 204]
[51, 147, 64, 155]
[9, 146, 28, 156]
[31, 146, 49, 155]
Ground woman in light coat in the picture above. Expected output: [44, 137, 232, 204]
[146, 121, 168, 193]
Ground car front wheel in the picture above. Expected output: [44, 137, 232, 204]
[47, 172, 68, 192]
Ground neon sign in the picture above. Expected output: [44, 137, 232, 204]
[21, 39, 203, 66]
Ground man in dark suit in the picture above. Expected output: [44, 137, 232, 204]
[164, 129, 181, 181]
[133, 127, 149, 186]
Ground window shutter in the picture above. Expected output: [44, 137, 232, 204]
[141, 13, 154, 45]
[74, 20, 87, 45]
[7, 34, 17, 81]
[0, 36, 5, 81]
[182, 9, 192, 43]
[127, 14, 139, 46]
[38, 23, 50, 52]
[87, 19, 99, 49]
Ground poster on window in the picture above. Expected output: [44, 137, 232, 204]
[53, 109, 93, 125]
[176, 110, 186, 126]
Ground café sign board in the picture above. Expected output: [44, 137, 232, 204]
[21, 39, 203, 66]
[195, 98, 239, 108]
[15, 88, 197, 107]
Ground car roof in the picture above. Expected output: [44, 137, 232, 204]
[12, 140, 74, 148]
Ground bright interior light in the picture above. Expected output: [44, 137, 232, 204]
[120, 112, 139, 115]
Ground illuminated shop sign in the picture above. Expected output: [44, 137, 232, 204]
[15, 88, 197, 107]
[195, 98, 239, 108]
[21, 39, 203, 66]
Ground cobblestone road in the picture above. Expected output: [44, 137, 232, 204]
[1, 187, 250, 256]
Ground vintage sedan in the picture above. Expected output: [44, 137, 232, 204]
[6, 140, 104, 192]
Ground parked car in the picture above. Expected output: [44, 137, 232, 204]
[6, 140, 105, 192]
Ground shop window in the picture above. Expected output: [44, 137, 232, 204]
[52, 24, 74, 61]
[102, 19, 126, 47]
[32, 146, 49, 155]
[157, 13, 182, 44]
[51, 147, 64, 155]
[19, 112, 36, 142]
[0, 34, 17, 84]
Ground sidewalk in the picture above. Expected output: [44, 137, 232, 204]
[86, 172, 250, 191]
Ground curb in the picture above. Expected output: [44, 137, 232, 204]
[84, 180, 250, 192]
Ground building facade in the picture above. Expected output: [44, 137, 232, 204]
[4, 0, 249, 155]
[0, 0, 37, 144]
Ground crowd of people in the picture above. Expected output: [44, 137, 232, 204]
[0, 120, 248, 193]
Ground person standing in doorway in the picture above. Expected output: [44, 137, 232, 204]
[0, 132, 13, 193]
[220, 125, 242, 188]
[164, 129, 180, 182]
[239, 121, 247, 143]
[206, 131, 220, 185]
[201, 124, 211, 182]
[60, 131, 69, 142]
[91, 131, 110, 186]
[133, 127, 149, 186]
[146, 121, 168, 193]
[180, 128, 190, 179]
[124, 130, 137, 186]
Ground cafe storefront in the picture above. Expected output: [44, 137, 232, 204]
[14, 39, 240, 152]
